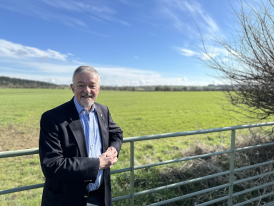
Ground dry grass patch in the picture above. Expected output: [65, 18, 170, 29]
[0, 124, 39, 152]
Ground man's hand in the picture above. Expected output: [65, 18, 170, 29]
[105, 146, 117, 158]
[99, 146, 118, 169]
[99, 153, 116, 170]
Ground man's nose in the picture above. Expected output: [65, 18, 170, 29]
[83, 85, 91, 93]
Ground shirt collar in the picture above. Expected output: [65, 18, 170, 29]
[73, 96, 95, 114]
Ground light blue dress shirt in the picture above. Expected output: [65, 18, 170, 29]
[73, 97, 103, 191]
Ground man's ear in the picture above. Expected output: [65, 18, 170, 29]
[70, 84, 75, 93]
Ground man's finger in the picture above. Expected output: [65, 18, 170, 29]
[112, 157, 118, 164]
[106, 146, 117, 153]
[105, 147, 117, 157]
[105, 151, 116, 157]
[109, 157, 118, 168]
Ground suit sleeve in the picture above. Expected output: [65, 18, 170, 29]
[107, 108, 123, 156]
[39, 112, 99, 182]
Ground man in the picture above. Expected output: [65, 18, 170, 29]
[39, 65, 123, 206]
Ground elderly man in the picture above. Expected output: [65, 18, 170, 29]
[39, 65, 123, 206]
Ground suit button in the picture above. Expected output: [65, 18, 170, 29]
[84, 195, 88, 198]
[89, 180, 92, 182]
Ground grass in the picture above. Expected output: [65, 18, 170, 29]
[0, 89, 272, 205]
[0, 89, 252, 135]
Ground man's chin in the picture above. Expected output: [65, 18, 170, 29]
[80, 100, 94, 109]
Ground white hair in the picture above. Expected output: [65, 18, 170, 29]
[72, 65, 100, 85]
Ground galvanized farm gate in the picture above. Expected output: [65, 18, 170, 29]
[1, 122, 274, 205]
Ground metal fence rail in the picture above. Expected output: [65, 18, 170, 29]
[1, 122, 274, 205]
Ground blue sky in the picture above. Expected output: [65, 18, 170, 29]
[0, 0, 241, 86]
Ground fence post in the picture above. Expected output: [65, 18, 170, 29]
[228, 129, 236, 206]
[130, 141, 135, 206]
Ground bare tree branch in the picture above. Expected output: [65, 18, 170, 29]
[199, 0, 274, 120]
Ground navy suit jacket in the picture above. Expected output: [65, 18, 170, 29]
[39, 98, 123, 206]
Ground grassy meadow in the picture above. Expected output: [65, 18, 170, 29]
[0, 89, 245, 136]
[0, 88, 272, 205]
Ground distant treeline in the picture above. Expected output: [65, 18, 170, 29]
[0, 76, 229, 91]
[100, 85, 229, 91]
[0, 76, 64, 89]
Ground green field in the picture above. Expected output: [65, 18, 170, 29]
[0, 88, 249, 134]
[0, 89, 271, 205]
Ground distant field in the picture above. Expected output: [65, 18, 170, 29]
[0, 88, 252, 152]
[0, 88, 251, 135]
[0, 89, 269, 205]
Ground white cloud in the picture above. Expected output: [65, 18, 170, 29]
[0, 62, 206, 86]
[177, 46, 228, 61]
[182, 0, 218, 32]
[42, 0, 116, 14]
[0, 69, 72, 85]
[49, 78, 56, 84]
[0, 63, 210, 86]
[40, 0, 131, 26]
[96, 13, 130, 26]
[179, 48, 197, 57]
[200, 47, 228, 60]
[211, 79, 223, 85]
[0, 39, 68, 61]
[73, 60, 86, 65]
[0, 39, 211, 86]
[175, 77, 188, 82]
[156, 0, 219, 35]
[134, 56, 140, 59]
[94, 67, 199, 86]
[159, 7, 186, 33]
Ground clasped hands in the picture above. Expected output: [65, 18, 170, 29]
[99, 146, 118, 170]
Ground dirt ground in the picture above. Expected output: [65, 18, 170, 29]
[0, 125, 39, 152]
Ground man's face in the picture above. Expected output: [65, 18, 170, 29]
[70, 72, 100, 112]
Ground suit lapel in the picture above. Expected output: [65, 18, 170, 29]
[68, 98, 88, 157]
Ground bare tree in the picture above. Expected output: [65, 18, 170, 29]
[199, 0, 274, 120]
